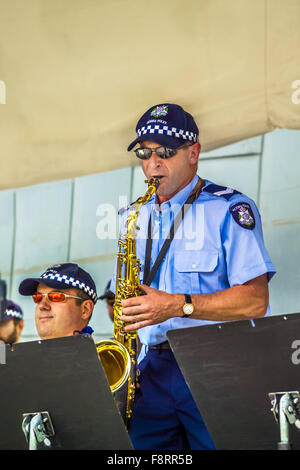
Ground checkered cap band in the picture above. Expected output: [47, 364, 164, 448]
[137, 124, 198, 142]
[5, 309, 23, 320]
[40, 272, 98, 303]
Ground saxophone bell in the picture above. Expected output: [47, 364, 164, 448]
[95, 339, 131, 392]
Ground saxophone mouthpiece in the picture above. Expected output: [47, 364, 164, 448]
[145, 176, 161, 189]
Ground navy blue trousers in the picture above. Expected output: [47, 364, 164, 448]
[128, 349, 215, 450]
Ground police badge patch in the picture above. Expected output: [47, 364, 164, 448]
[230, 202, 255, 230]
[150, 105, 168, 118]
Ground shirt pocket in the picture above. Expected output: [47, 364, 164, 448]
[174, 250, 218, 293]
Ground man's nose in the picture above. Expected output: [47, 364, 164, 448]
[38, 295, 51, 310]
[147, 152, 163, 169]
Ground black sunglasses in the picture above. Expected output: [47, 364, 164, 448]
[134, 142, 194, 160]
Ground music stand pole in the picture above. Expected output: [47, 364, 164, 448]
[278, 394, 292, 450]
[22, 412, 59, 450]
[269, 391, 300, 450]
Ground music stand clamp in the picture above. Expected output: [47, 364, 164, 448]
[22, 412, 57, 450]
[269, 391, 300, 450]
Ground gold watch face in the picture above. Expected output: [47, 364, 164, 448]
[183, 303, 194, 315]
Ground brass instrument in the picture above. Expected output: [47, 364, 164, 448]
[96, 177, 160, 425]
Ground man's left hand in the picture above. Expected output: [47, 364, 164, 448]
[120, 285, 181, 331]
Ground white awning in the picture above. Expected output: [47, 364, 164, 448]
[0, 0, 299, 190]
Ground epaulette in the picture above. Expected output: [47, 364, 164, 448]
[203, 184, 241, 201]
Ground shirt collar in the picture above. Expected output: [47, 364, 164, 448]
[81, 326, 94, 335]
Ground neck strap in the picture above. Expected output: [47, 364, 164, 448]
[143, 177, 205, 286]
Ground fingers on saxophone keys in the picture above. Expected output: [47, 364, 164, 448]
[122, 305, 141, 315]
[120, 313, 141, 323]
[124, 320, 145, 332]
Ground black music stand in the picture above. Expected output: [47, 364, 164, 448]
[0, 334, 133, 450]
[167, 313, 300, 450]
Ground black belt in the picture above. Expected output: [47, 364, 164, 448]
[148, 341, 171, 350]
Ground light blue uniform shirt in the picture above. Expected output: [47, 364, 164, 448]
[111, 174, 276, 352]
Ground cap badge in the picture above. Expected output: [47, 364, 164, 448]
[150, 105, 168, 118]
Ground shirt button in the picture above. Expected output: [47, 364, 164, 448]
[192, 264, 196, 268]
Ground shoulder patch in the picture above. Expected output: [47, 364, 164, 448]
[204, 184, 241, 201]
[230, 202, 255, 230]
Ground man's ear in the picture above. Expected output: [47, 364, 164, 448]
[189, 142, 201, 165]
[81, 300, 94, 320]
[17, 320, 24, 334]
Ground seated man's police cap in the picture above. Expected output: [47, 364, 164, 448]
[18, 263, 98, 303]
[1, 300, 24, 323]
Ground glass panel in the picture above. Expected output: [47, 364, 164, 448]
[14, 180, 72, 270]
[70, 168, 131, 260]
[201, 136, 262, 158]
[260, 129, 300, 315]
[0, 190, 14, 293]
[199, 155, 259, 203]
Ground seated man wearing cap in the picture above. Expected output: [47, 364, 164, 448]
[99, 280, 115, 323]
[0, 300, 24, 344]
[113, 103, 276, 450]
[19, 263, 97, 339]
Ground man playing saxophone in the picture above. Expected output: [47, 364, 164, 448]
[111, 103, 276, 450]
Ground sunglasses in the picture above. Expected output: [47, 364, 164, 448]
[32, 292, 86, 304]
[134, 142, 194, 160]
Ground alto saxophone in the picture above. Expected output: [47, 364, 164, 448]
[96, 177, 160, 426]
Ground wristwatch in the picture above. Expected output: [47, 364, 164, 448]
[182, 294, 194, 317]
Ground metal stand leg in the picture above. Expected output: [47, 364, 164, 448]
[22, 411, 57, 450]
[277, 394, 292, 450]
[269, 391, 300, 450]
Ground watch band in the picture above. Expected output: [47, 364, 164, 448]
[182, 294, 194, 317]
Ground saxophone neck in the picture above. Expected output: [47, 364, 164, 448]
[126, 177, 161, 236]
[133, 177, 161, 208]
